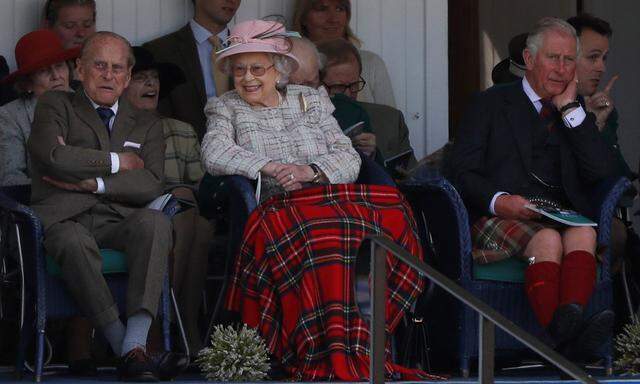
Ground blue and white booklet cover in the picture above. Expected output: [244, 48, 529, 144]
[525, 204, 597, 227]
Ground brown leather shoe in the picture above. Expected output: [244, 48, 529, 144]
[117, 347, 158, 382]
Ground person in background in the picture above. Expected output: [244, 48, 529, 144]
[491, 33, 528, 86]
[566, 14, 633, 180]
[0, 56, 17, 105]
[289, 37, 382, 165]
[316, 38, 416, 173]
[0, 29, 97, 377]
[292, 0, 396, 108]
[124, 46, 214, 359]
[144, 0, 241, 140]
[0, 30, 76, 187]
[567, 14, 637, 326]
[449, 17, 615, 363]
[289, 36, 324, 89]
[42, 0, 96, 49]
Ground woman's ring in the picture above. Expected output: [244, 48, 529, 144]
[605, 100, 610, 107]
[289, 173, 294, 180]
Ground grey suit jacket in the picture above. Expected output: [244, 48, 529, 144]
[144, 24, 231, 141]
[28, 89, 166, 229]
[359, 101, 417, 167]
[0, 96, 36, 186]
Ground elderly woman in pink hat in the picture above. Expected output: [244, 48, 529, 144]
[201, 19, 360, 200]
[205, 20, 430, 381]
[0, 29, 78, 186]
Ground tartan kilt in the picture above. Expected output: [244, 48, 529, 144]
[224, 184, 431, 380]
[471, 216, 553, 264]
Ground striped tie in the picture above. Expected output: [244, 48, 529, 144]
[208, 36, 230, 96]
[539, 98, 557, 132]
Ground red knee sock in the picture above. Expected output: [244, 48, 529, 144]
[560, 250, 596, 307]
[525, 261, 561, 327]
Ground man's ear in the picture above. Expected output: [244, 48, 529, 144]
[523, 48, 535, 71]
[124, 68, 132, 89]
[75, 58, 84, 81]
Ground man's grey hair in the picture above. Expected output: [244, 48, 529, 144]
[81, 31, 136, 68]
[295, 37, 326, 71]
[221, 53, 297, 89]
[526, 17, 579, 57]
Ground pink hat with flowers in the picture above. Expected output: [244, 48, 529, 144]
[215, 20, 300, 72]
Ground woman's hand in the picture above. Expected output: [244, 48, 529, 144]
[274, 164, 315, 191]
[260, 161, 285, 177]
[352, 133, 376, 157]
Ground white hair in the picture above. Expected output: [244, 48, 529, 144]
[526, 17, 580, 57]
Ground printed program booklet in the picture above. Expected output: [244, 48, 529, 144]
[525, 204, 597, 227]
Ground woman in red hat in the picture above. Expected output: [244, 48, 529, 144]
[0, 29, 78, 187]
[0, 30, 99, 377]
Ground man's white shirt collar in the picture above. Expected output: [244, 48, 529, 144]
[86, 91, 119, 116]
[522, 76, 543, 113]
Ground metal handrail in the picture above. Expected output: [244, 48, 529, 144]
[366, 235, 598, 384]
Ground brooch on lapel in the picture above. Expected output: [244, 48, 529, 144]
[298, 93, 308, 113]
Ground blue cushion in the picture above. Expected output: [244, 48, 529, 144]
[473, 257, 602, 283]
[46, 249, 128, 277]
[473, 258, 528, 283]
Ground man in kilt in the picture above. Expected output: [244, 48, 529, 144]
[449, 17, 616, 360]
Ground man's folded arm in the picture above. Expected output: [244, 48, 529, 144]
[102, 119, 166, 205]
[28, 92, 114, 182]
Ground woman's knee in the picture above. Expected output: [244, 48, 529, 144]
[525, 228, 563, 263]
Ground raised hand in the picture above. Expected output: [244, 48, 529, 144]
[584, 75, 618, 131]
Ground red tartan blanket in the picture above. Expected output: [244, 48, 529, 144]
[225, 184, 435, 380]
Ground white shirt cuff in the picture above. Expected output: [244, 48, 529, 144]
[110, 152, 119, 173]
[95, 177, 105, 194]
[489, 191, 509, 215]
[562, 106, 586, 128]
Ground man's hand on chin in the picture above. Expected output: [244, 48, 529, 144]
[552, 72, 579, 111]
[43, 176, 98, 193]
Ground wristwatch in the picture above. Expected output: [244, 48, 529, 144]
[309, 163, 322, 184]
[559, 101, 580, 114]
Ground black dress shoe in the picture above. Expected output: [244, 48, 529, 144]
[117, 347, 158, 382]
[68, 358, 98, 376]
[548, 303, 584, 345]
[154, 351, 189, 381]
[569, 309, 615, 363]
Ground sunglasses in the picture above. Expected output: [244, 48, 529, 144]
[232, 64, 275, 77]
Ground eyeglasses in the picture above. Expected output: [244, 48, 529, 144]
[232, 64, 275, 77]
[322, 76, 366, 95]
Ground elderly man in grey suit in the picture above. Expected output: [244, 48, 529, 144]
[28, 31, 171, 382]
[144, 0, 240, 140]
